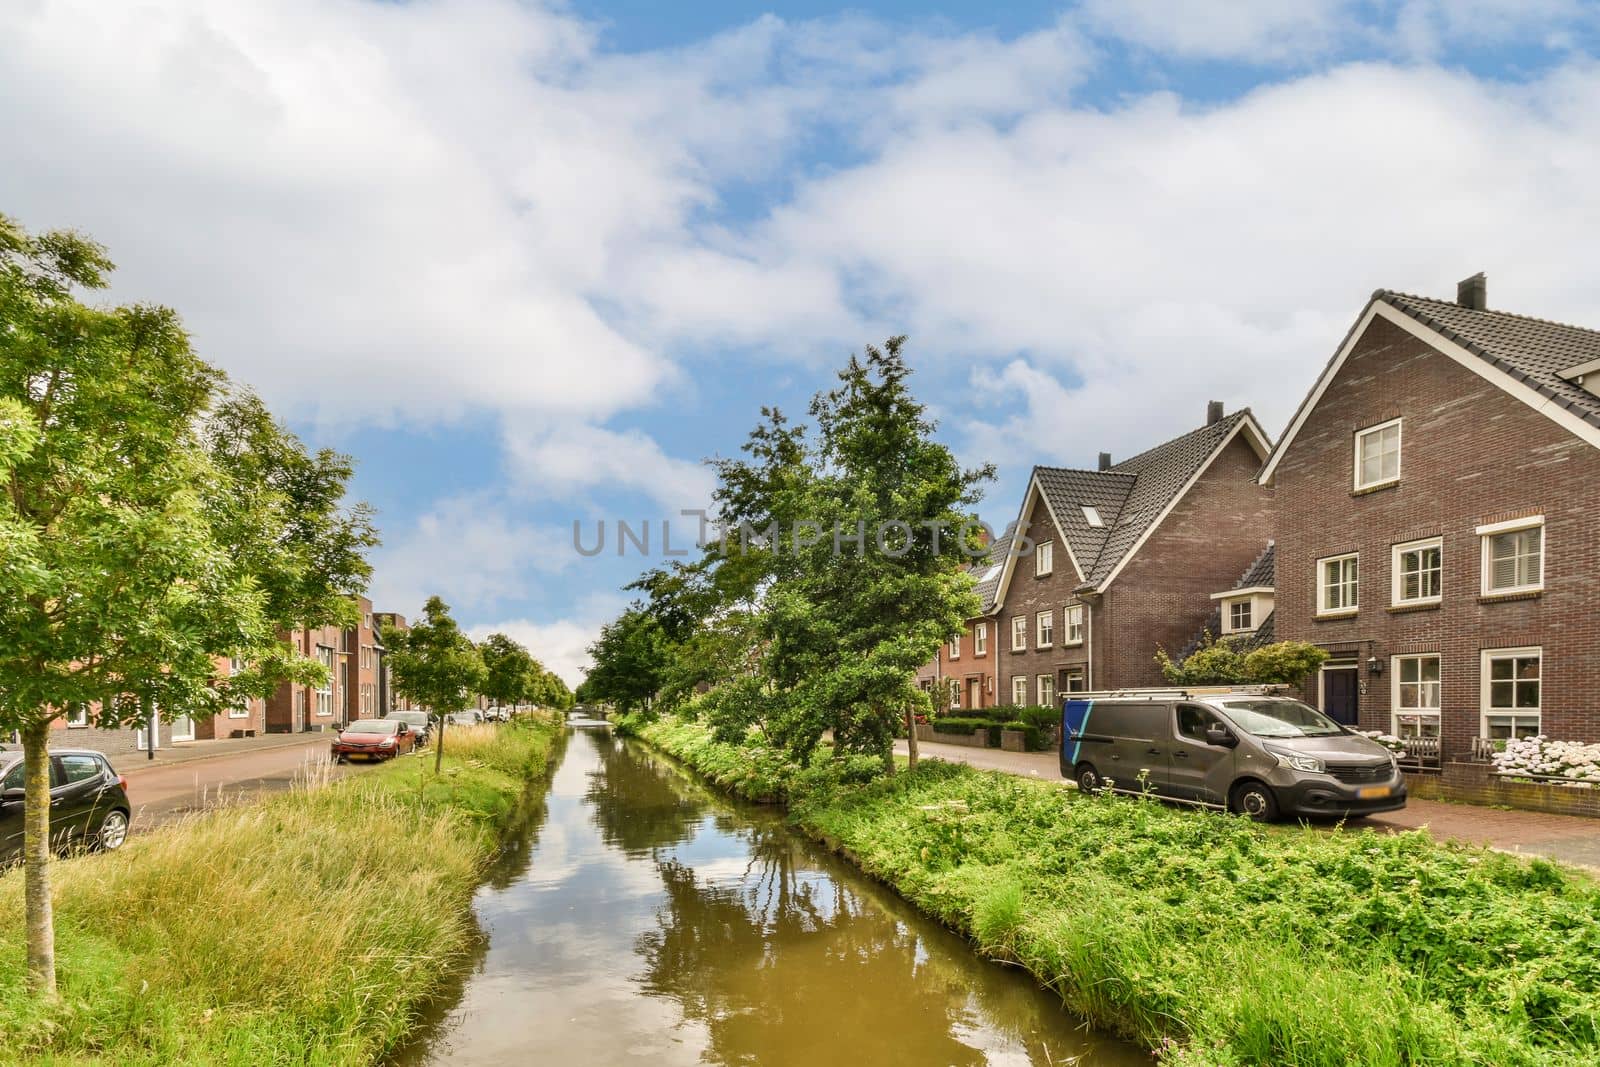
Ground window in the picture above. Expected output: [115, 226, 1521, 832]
[229, 656, 245, 674]
[64, 703, 89, 728]
[948, 635, 960, 660]
[59, 755, 104, 785]
[1482, 647, 1541, 739]
[1230, 601, 1253, 632]
[1011, 616, 1027, 652]
[948, 678, 962, 710]
[228, 697, 251, 719]
[1393, 655, 1440, 739]
[1035, 541, 1054, 577]
[1176, 705, 1220, 743]
[1392, 537, 1442, 605]
[1036, 610, 1054, 648]
[1037, 675, 1055, 707]
[1, 762, 23, 791]
[1063, 670, 1086, 694]
[1064, 605, 1084, 645]
[1011, 676, 1028, 705]
[315, 645, 335, 717]
[1354, 418, 1401, 490]
[1318, 553, 1358, 615]
[974, 623, 987, 656]
[1479, 517, 1543, 595]
[1081, 506, 1103, 527]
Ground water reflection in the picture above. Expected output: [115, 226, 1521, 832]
[394, 728, 1144, 1066]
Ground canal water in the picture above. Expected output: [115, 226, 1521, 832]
[396, 725, 1145, 1066]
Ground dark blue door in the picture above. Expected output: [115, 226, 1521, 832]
[1323, 667, 1359, 726]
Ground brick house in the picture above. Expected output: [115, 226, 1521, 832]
[266, 621, 346, 733]
[374, 611, 409, 714]
[1258, 275, 1600, 757]
[993, 404, 1276, 707]
[915, 525, 1014, 712]
[343, 596, 379, 723]
[192, 655, 269, 740]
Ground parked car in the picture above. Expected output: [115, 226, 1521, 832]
[331, 719, 417, 762]
[445, 710, 483, 727]
[1060, 689, 1406, 821]
[0, 749, 131, 863]
[385, 710, 434, 745]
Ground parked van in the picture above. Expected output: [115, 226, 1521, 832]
[1059, 687, 1406, 821]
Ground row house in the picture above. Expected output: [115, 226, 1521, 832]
[374, 611, 410, 714]
[915, 525, 1014, 712]
[1260, 275, 1600, 757]
[993, 404, 1277, 707]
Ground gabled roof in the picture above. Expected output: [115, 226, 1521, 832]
[1260, 287, 1600, 483]
[971, 522, 1015, 613]
[1234, 542, 1275, 591]
[993, 410, 1271, 604]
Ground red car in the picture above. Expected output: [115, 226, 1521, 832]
[331, 719, 417, 762]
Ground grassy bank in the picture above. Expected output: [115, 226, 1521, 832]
[627, 713, 1600, 1066]
[0, 716, 563, 1065]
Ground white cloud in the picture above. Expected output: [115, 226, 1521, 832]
[1080, 0, 1358, 63]
[467, 591, 629, 688]
[502, 422, 716, 516]
[366, 496, 577, 618]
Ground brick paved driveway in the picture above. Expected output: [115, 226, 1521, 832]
[895, 738, 1600, 870]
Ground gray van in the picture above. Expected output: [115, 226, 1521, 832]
[1059, 688, 1406, 821]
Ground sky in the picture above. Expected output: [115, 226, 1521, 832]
[3, 0, 1599, 686]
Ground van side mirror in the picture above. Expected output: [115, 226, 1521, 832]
[1205, 723, 1237, 747]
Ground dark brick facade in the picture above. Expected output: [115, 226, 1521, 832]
[997, 431, 1276, 703]
[1270, 312, 1600, 757]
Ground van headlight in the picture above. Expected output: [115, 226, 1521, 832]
[1264, 746, 1323, 774]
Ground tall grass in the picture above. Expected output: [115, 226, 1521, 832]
[636, 714, 1600, 1066]
[0, 714, 563, 1065]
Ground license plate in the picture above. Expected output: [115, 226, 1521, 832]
[1357, 786, 1391, 799]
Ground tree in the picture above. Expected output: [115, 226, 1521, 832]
[0, 215, 375, 994]
[1156, 636, 1329, 688]
[383, 596, 487, 772]
[478, 632, 537, 712]
[712, 338, 990, 772]
[582, 608, 672, 714]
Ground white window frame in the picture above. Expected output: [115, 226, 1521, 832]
[1010, 616, 1027, 652]
[1011, 675, 1028, 705]
[948, 678, 962, 710]
[1035, 540, 1054, 577]
[1390, 654, 1440, 739]
[1391, 536, 1443, 607]
[1230, 600, 1253, 633]
[315, 645, 335, 717]
[1481, 646, 1542, 739]
[1081, 506, 1102, 528]
[1063, 604, 1084, 646]
[65, 703, 90, 728]
[1477, 516, 1544, 596]
[1353, 417, 1402, 491]
[1036, 610, 1054, 648]
[973, 623, 987, 657]
[1317, 552, 1359, 616]
[1037, 674, 1055, 707]
[948, 635, 960, 660]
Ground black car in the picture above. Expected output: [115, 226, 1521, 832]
[0, 749, 132, 864]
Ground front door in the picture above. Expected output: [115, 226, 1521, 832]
[968, 678, 982, 711]
[1323, 667, 1359, 726]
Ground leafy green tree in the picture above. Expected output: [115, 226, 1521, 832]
[0, 216, 374, 994]
[1243, 641, 1329, 687]
[383, 596, 486, 772]
[583, 608, 672, 713]
[478, 632, 537, 712]
[1156, 635, 1329, 688]
[714, 338, 991, 772]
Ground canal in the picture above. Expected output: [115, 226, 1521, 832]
[397, 724, 1145, 1065]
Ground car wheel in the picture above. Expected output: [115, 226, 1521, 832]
[1230, 781, 1279, 822]
[96, 809, 130, 852]
[1075, 763, 1102, 794]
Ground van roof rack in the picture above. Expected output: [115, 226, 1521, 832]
[1066, 684, 1289, 701]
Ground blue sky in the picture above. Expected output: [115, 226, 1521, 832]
[3, 0, 1599, 682]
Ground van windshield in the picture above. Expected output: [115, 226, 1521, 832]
[1214, 698, 1346, 738]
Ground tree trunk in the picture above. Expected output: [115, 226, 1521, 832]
[881, 735, 895, 777]
[434, 713, 447, 774]
[904, 705, 919, 770]
[22, 720, 56, 996]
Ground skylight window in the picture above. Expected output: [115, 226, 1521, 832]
[1081, 506, 1103, 527]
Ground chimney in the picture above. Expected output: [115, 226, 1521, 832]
[1457, 272, 1487, 311]
[1098, 451, 1112, 472]
[1206, 400, 1224, 426]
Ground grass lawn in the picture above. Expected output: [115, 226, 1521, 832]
[629, 713, 1600, 1067]
[0, 716, 563, 1065]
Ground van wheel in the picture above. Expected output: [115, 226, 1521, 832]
[1230, 781, 1279, 822]
[1075, 764, 1102, 794]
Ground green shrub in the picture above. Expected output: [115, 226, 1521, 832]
[929, 716, 989, 736]
[1000, 720, 1044, 751]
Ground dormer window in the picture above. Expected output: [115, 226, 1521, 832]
[1081, 506, 1103, 527]
[1229, 600, 1252, 631]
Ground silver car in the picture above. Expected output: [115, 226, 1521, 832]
[1060, 689, 1406, 821]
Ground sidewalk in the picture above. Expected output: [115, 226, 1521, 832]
[120, 731, 328, 774]
[894, 738, 1600, 870]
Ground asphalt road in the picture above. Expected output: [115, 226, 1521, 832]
[120, 735, 365, 831]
